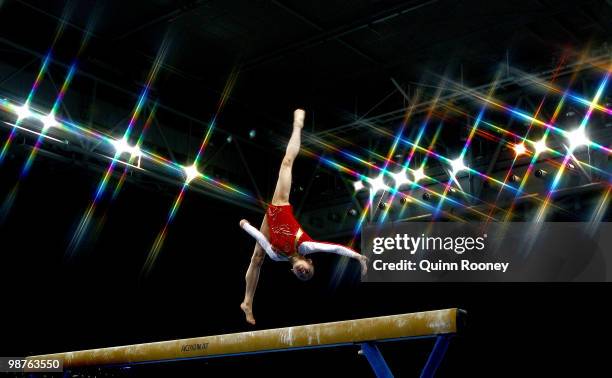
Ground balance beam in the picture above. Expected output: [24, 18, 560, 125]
[28, 308, 465, 377]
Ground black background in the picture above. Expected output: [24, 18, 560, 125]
[0, 0, 611, 376]
[0, 155, 609, 377]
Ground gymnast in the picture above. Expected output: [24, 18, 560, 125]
[239, 109, 367, 325]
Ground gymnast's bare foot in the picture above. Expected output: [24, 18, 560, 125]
[240, 302, 256, 325]
[239, 219, 249, 228]
[293, 109, 305, 129]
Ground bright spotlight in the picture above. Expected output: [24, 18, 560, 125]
[184, 164, 201, 184]
[368, 173, 388, 195]
[14, 104, 32, 122]
[39, 112, 59, 130]
[111, 137, 141, 157]
[353, 180, 365, 192]
[411, 167, 426, 183]
[389, 169, 411, 189]
[566, 128, 590, 149]
[450, 157, 467, 175]
[512, 142, 527, 156]
[532, 138, 548, 155]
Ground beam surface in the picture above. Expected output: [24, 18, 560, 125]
[28, 308, 462, 368]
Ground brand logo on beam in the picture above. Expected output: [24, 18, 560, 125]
[181, 343, 209, 352]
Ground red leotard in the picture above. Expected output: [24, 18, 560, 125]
[266, 204, 313, 257]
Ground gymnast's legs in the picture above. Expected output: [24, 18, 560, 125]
[240, 109, 305, 325]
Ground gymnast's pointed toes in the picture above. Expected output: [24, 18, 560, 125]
[293, 109, 305, 128]
[240, 302, 256, 325]
[239, 219, 249, 228]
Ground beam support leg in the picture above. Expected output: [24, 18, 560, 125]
[420, 335, 451, 378]
[360, 342, 394, 378]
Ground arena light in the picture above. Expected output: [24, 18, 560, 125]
[566, 127, 590, 150]
[111, 137, 141, 157]
[14, 104, 32, 122]
[39, 112, 59, 130]
[389, 168, 411, 189]
[450, 157, 467, 175]
[353, 179, 365, 192]
[532, 138, 548, 155]
[184, 163, 201, 184]
[411, 166, 426, 183]
[368, 173, 388, 195]
[512, 142, 527, 156]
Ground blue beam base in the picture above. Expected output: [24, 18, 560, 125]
[420, 335, 452, 378]
[360, 342, 394, 378]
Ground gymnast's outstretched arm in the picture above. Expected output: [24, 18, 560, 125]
[240, 220, 287, 262]
[298, 241, 368, 276]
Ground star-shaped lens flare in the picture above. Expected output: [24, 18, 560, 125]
[14, 104, 32, 123]
[183, 163, 201, 184]
[389, 168, 411, 189]
[411, 166, 426, 183]
[450, 157, 467, 175]
[353, 179, 365, 192]
[368, 173, 388, 196]
[40, 112, 59, 131]
[532, 138, 548, 155]
[566, 127, 590, 150]
[111, 137, 142, 158]
[512, 142, 527, 156]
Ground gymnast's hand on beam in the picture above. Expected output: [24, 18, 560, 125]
[359, 255, 369, 277]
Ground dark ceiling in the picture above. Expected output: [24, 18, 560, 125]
[2, 0, 611, 136]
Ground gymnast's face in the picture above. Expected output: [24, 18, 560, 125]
[291, 258, 314, 281]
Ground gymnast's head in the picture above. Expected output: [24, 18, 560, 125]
[290, 256, 314, 281]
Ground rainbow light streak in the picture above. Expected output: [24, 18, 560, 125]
[67, 39, 170, 257]
[142, 68, 240, 276]
[0, 11, 71, 164]
[0, 85, 253, 214]
[365, 122, 521, 195]
[0, 99, 255, 200]
[484, 54, 567, 223]
[457, 82, 612, 156]
[310, 94, 580, 220]
[439, 74, 612, 183]
[379, 96, 436, 223]
[511, 65, 612, 117]
[432, 71, 503, 218]
[0, 62, 78, 223]
[300, 145, 475, 224]
[301, 120, 514, 222]
[587, 184, 611, 235]
[0, 53, 52, 164]
[535, 70, 610, 223]
[112, 103, 158, 200]
[484, 102, 532, 223]
[21, 63, 77, 176]
[503, 90, 573, 221]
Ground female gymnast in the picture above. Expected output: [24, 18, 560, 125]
[239, 109, 367, 325]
